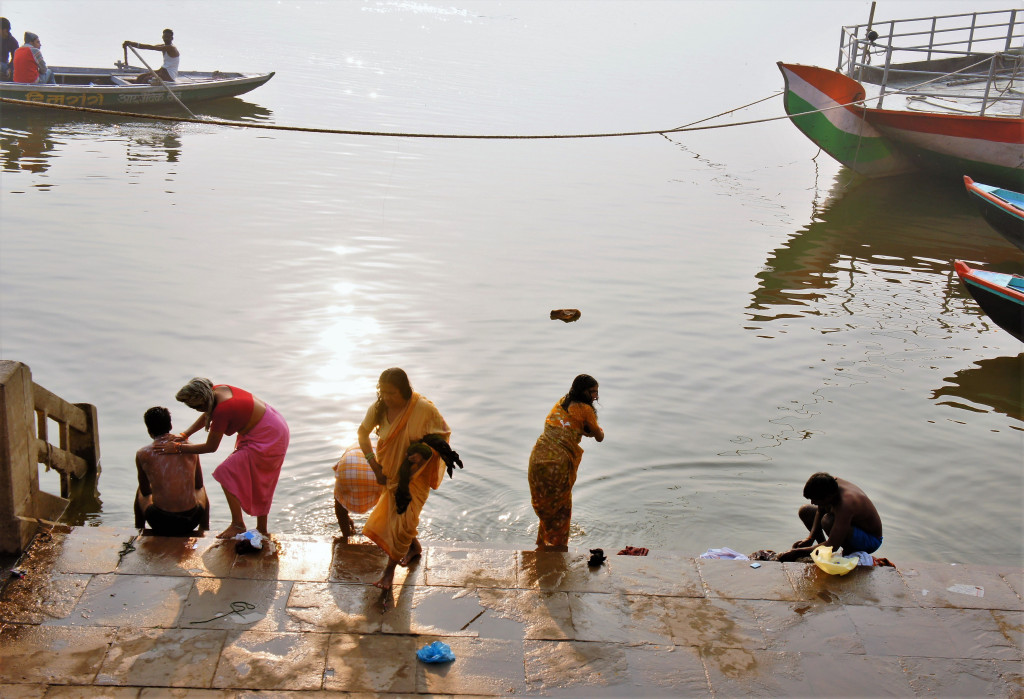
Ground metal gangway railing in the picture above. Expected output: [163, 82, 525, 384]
[837, 7, 1023, 116]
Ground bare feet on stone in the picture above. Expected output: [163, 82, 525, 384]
[217, 523, 246, 539]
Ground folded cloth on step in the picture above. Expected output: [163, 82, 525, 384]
[700, 547, 749, 560]
[617, 546, 649, 556]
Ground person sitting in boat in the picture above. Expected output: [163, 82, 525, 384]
[777, 472, 883, 561]
[135, 406, 210, 536]
[123, 28, 179, 83]
[12, 31, 55, 84]
[1, 18, 18, 81]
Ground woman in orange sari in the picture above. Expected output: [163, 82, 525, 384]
[528, 374, 604, 551]
[359, 368, 451, 590]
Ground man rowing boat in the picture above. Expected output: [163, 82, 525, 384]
[123, 28, 179, 83]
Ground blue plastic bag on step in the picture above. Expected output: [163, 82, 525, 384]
[416, 640, 456, 663]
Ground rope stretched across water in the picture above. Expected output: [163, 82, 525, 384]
[0, 92, 791, 138]
[0, 56, 1007, 139]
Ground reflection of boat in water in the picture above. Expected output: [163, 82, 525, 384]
[748, 173, 1016, 323]
[0, 97, 273, 172]
[932, 354, 1024, 423]
[0, 66, 274, 111]
[779, 8, 1023, 187]
[965, 176, 1024, 253]
[954, 260, 1024, 342]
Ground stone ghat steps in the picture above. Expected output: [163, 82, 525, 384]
[0, 524, 1021, 696]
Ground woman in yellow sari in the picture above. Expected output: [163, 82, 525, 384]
[528, 374, 604, 551]
[359, 368, 451, 590]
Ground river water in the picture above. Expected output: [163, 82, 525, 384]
[2, 0, 1021, 565]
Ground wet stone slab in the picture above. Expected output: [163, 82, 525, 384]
[45, 573, 193, 629]
[179, 577, 294, 632]
[567, 591, 675, 645]
[0, 624, 116, 684]
[518, 549, 704, 597]
[285, 581, 385, 633]
[752, 599, 867, 655]
[211, 629, 330, 690]
[323, 632, 419, 694]
[524, 640, 710, 697]
[415, 636, 526, 695]
[0, 571, 92, 624]
[698, 559, 800, 601]
[229, 536, 333, 583]
[900, 562, 1024, 611]
[783, 561, 919, 607]
[95, 626, 227, 687]
[425, 548, 518, 589]
[116, 535, 234, 578]
[659, 596, 767, 650]
[699, 647, 813, 696]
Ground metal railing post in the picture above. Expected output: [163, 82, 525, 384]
[979, 54, 997, 117]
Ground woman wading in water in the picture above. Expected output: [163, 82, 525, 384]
[356, 368, 452, 591]
[165, 378, 289, 538]
[528, 374, 604, 551]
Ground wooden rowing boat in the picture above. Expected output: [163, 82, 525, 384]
[0, 66, 274, 111]
[964, 176, 1024, 253]
[954, 260, 1024, 342]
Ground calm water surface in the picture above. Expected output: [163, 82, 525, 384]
[1, 1, 1020, 566]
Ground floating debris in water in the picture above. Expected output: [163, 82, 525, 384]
[550, 309, 581, 322]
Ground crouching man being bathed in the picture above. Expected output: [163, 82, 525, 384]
[135, 406, 210, 536]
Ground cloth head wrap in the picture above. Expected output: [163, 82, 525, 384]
[175, 377, 215, 429]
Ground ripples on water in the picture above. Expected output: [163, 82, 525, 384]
[2, 0, 1020, 565]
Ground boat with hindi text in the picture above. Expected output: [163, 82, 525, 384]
[0, 66, 274, 112]
[779, 7, 1023, 187]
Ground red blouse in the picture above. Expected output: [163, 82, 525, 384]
[210, 385, 254, 436]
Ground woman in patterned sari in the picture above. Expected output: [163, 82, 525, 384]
[358, 368, 452, 590]
[528, 374, 604, 551]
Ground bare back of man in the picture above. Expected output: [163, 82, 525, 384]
[135, 406, 210, 536]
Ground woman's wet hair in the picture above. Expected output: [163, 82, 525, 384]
[803, 472, 839, 500]
[374, 367, 413, 422]
[561, 374, 598, 411]
[144, 406, 172, 438]
[175, 377, 215, 429]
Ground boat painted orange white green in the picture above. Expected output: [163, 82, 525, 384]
[779, 8, 1023, 187]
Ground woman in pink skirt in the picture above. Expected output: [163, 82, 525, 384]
[163, 377, 289, 538]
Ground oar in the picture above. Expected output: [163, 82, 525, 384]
[126, 44, 196, 118]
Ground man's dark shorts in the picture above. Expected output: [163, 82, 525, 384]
[846, 526, 882, 554]
[145, 504, 205, 536]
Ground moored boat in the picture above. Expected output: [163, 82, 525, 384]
[0, 66, 274, 111]
[779, 8, 1023, 187]
[964, 176, 1024, 253]
[954, 260, 1024, 342]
